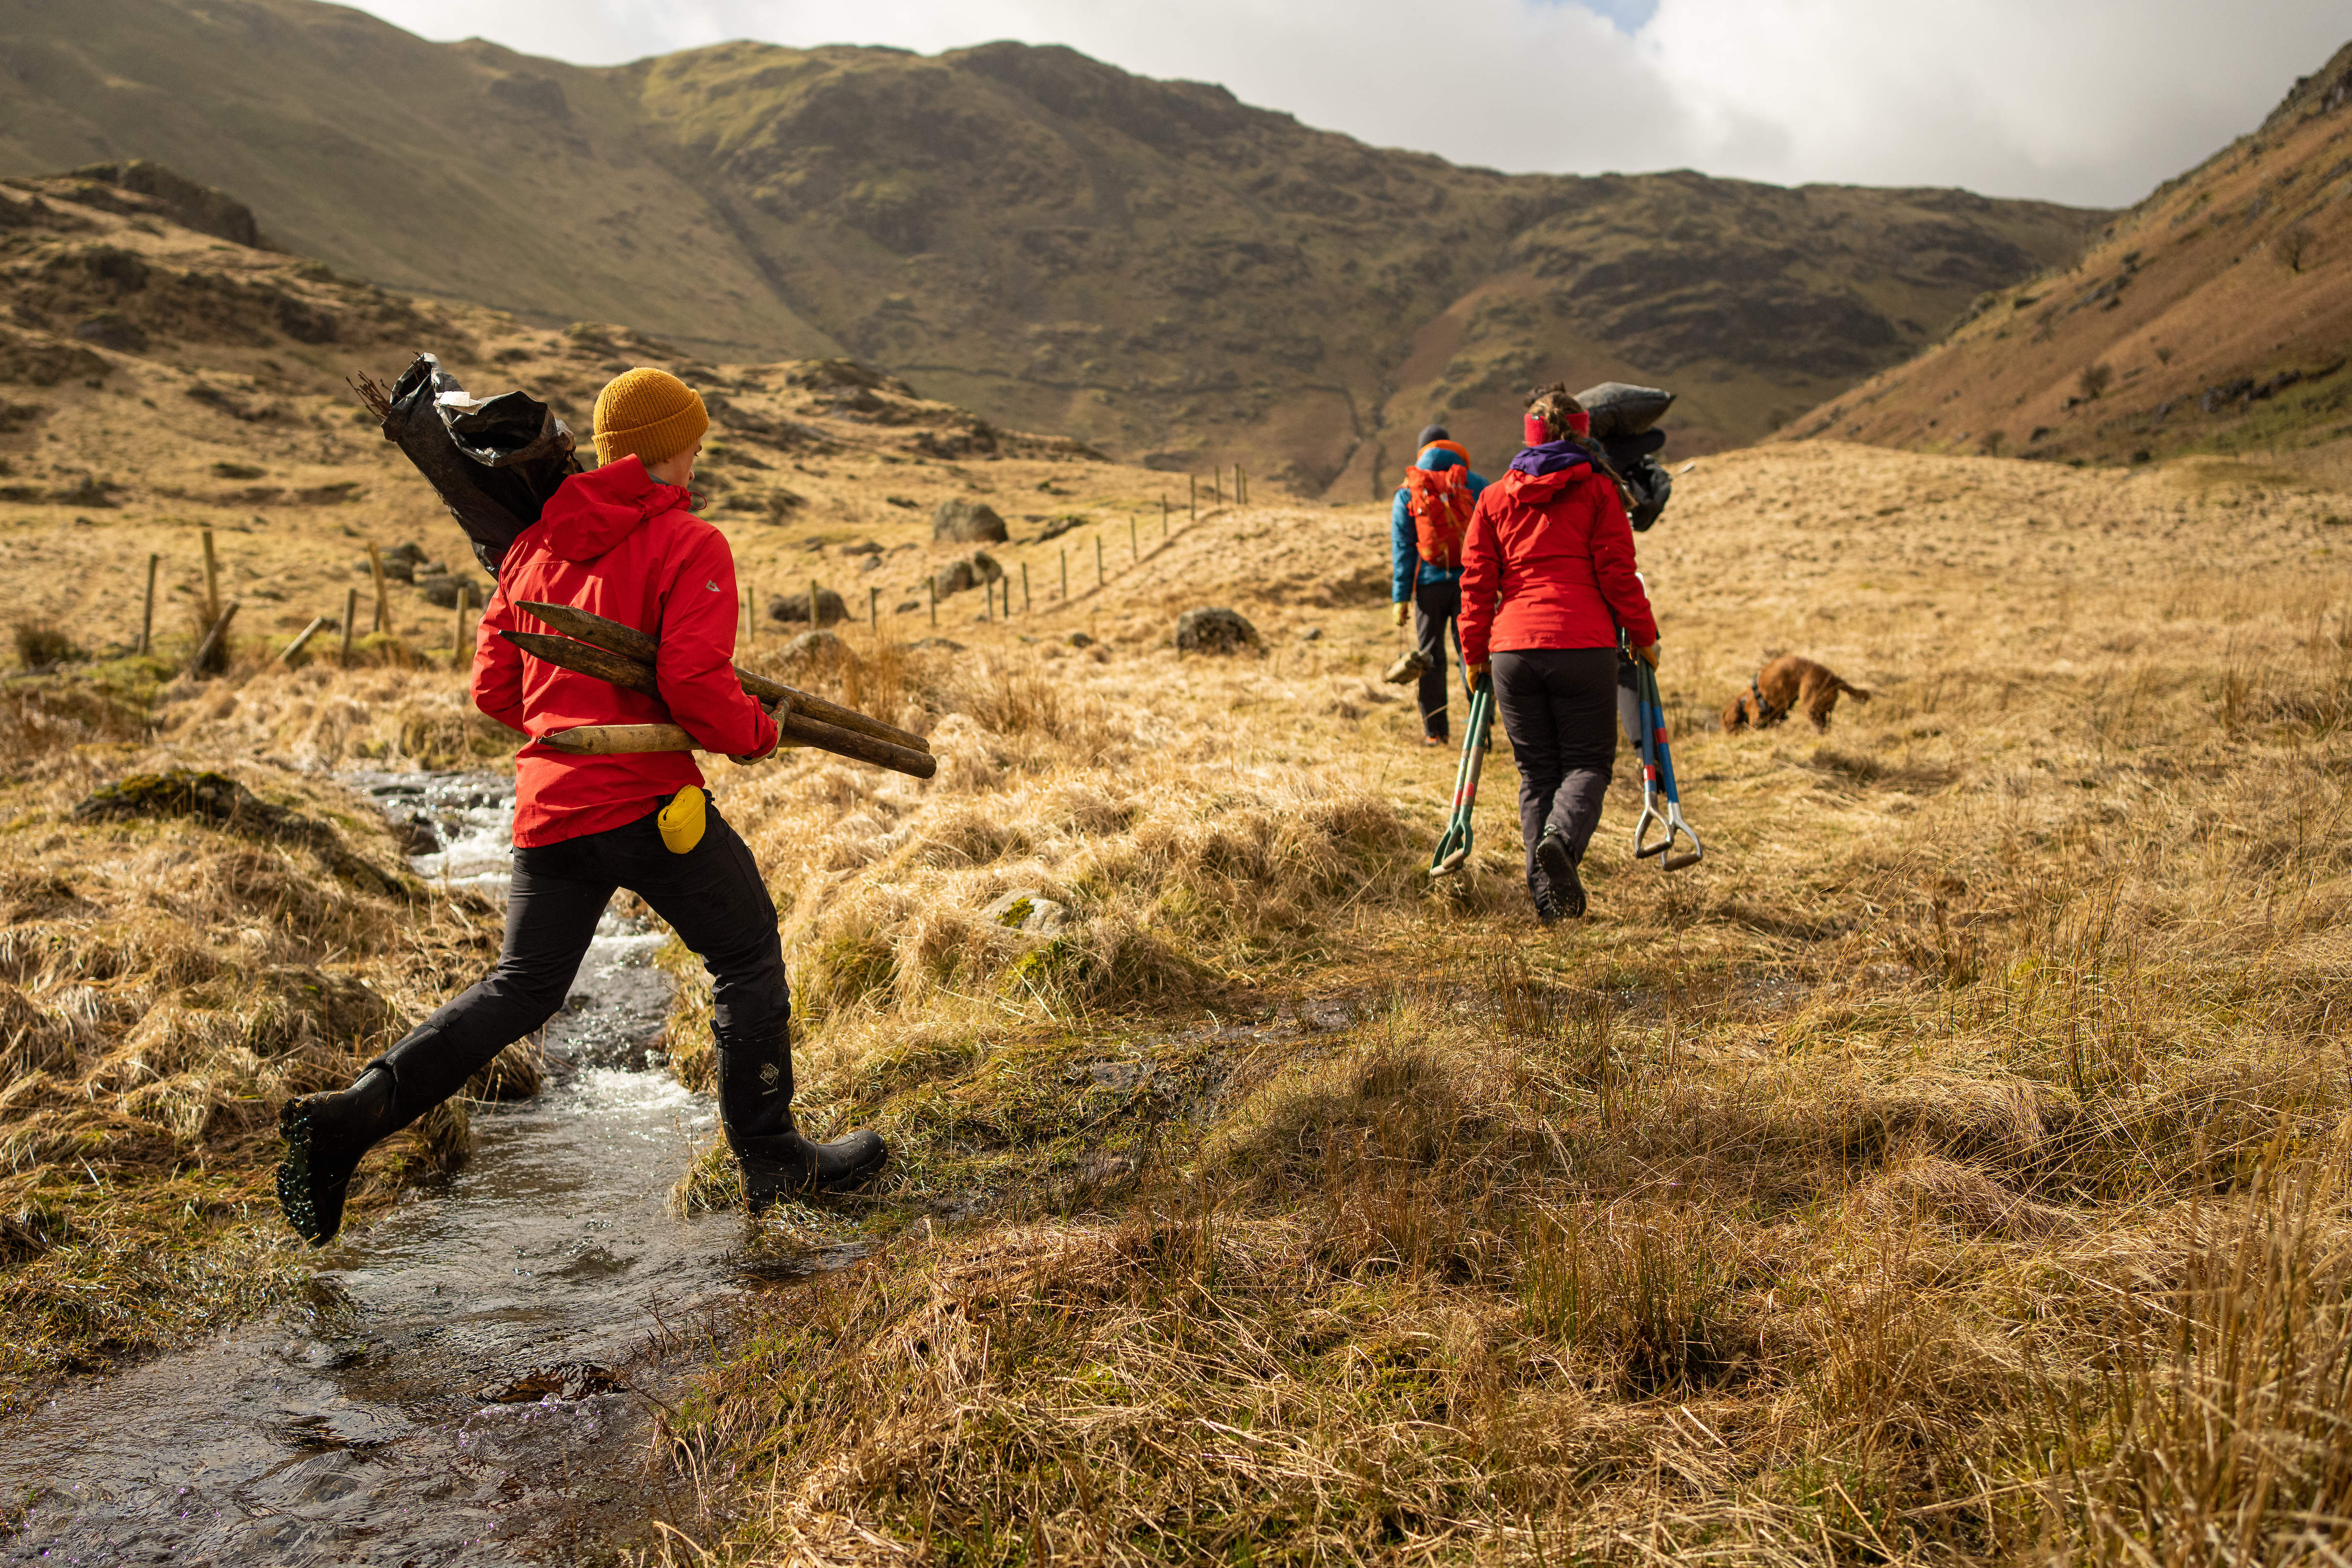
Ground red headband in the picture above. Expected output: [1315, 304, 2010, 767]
[1525, 409, 1590, 443]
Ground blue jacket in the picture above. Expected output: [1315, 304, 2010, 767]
[1392, 444, 1488, 601]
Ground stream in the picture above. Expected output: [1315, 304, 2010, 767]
[4, 774, 751, 1565]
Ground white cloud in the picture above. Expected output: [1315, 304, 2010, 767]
[344, 0, 2348, 206]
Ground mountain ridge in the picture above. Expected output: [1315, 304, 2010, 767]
[0, 0, 2105, 491]
[1772, 38, 2352, 485]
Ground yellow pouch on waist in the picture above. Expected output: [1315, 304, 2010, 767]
[658, 786, 706, 855]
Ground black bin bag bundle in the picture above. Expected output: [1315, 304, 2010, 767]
[365, 354, 581, 573]
[1577, 380, 1676, 532]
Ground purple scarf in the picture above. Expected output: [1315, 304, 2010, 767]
[1509, 440, 1593, 478]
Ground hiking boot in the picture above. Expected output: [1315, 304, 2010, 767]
[1536, 831, 1587, 919]
[276, 1068, 400, 1246]
[1534, 889, 1565, 925]
[739, 1115, 887, 1210]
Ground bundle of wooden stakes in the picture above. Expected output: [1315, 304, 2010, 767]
[503, 601, 935, 780]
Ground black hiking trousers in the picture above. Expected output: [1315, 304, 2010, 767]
[1413, 576, 1462, 740]
[366, 796, 793, 1152]
[1492, 647, 1619, 910]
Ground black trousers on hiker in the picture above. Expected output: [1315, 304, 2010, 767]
[365, 797, 794, 1152]
[1413, 576, 1461, 741]
[1492, 648, 1619, 910]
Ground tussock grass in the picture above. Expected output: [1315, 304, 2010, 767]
[0, 661, 509, 1408]
[628, 444, 2352, 1565]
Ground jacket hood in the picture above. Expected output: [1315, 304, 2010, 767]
[1508, 440, 1594, 479]
[1415, 440, 1471, 472]
[1495, 464, 1590, 503]
[536, 457, 690, 563]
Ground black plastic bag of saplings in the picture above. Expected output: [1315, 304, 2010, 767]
[363, 353, 581, 573]
[1576, 381, 1675, 439]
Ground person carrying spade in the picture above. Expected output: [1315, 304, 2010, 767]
[1459, 384, 1659, 923]
[276, 368, 887, 1246]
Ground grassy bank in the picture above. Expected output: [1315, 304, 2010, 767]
[4, 438, 2348, 1562]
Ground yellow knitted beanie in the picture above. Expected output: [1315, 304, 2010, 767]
[592, 368, 709, 468]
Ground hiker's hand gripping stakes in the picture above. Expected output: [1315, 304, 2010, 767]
[1429, 672, 1495, 877]
[1630, 657, 1704, 873]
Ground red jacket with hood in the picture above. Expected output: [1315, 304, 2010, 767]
[1457, 450, 1658, 666]
[473, 458, 778, 847]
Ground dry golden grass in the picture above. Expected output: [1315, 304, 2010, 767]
[625, 440, 2352, 1565]
[0, 654, 510, 1409]
[6, 427, 2351, 1564]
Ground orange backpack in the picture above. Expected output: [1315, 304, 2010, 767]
[1402, 456, 1474, 569]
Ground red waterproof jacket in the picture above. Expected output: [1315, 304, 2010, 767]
[473, 458, 778, 847]
[1457, 458, 1658, 666]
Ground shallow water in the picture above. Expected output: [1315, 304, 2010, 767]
[2, 773, 749, 1565]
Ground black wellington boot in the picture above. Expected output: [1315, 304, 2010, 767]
[1536, 830, 1587, 919]
[276, 1067, 402, 1246]
[738, 1111, 888, 1210]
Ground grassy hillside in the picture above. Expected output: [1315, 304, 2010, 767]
[1778, 39, 2352, 486]
[0, 0, 2102, 492]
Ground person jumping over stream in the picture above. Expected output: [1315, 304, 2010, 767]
[1391, 425, 1488, 746]
[1459, 385, 1659, 923]
[276, 367, 886, 1246]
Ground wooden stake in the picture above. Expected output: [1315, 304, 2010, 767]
[1129, 515, 1137, 562]
[1095, 534, 1104, 588]
[809, 576, 821, 630]
[366, 541, 389, 634]
[869, 585, 879, 637]
[929, 577, 937, 627]
[1161, 496, 1169, 539]
[1060, 547, 1068, 601]
[139, 552, 157, 655]
[200, 529, 220, 625]
[187, 601, 238, 678]
[341, 587, 357, 664]
[1213, 471, 1222, 506]
[1189, 474, 1197, 520]
[277, 615, 327, 664]
[1021, 561, 1030, 613]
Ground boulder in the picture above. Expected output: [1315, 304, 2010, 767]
[778, 630, 847, 664]
[933, 550, 1004, 598]
[418, 573, 487, 609]
[1174, 607, 1261, 657]
[932, 498, 1008, 544]
[768, 587, 849, 626]
[985, 888, 1071, 937]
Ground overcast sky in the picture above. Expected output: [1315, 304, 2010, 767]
[344, 0, 2347, 208]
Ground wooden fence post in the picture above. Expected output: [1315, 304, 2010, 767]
[929, 577, 937, 627]
[341, 588, 357, 664]
[366, 542, 389, 634]
[1189, 474, 1197, 521]
[1161, 496, 1168, 539]
[1020, 561, 1030, 613]
[808, 577, 821, 631]
[1096, 534, 1104, 588]
[187, 601, 238, 678]
[139, 552, 158, 655]
[1060, 547, 1068, 601]
[1129, 515, 1137, 563]
[869, 586, 879, 637]
[200, 528, 220, 625]
[276, 615, 327, 665]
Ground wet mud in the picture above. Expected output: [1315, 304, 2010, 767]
[3, 775, 750, 1565]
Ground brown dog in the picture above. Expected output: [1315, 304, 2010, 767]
[1721, 654, 1872, 732]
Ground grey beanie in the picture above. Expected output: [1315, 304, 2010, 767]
[1416, 424, 1449, 447]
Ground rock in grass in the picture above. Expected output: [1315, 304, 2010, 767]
[985, 888, 1070, 936]
[1174, 607, 1261, 657]
[418, 573, 487, 609]
[932, 550, 1003, 599]
[768, 587, 848, 626]
[932, 498, 1007, 544]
